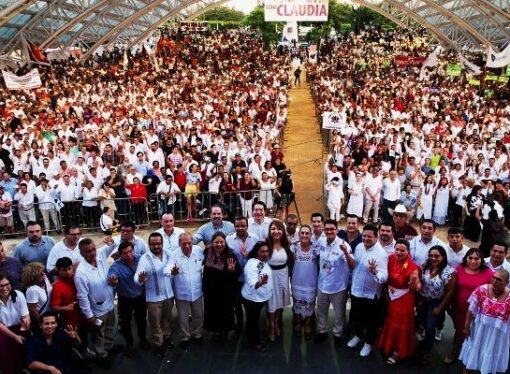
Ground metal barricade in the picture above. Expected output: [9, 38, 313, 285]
[0, 201, 63, 237]
[150, 189, 281, 223]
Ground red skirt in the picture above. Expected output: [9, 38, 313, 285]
[377, 292, 415, 358]
[0, 325, 28, 374]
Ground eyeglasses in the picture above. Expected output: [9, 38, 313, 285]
[0, 282, 11, 288]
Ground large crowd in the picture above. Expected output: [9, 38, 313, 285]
[0, 25, 510, 374]
[0, 28, 293, 234]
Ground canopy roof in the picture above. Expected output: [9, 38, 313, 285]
[0, 0, 509, 60]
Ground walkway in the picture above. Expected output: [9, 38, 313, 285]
[283, 68, 325, 222]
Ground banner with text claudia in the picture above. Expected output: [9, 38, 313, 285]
[265, 0, 329, 22]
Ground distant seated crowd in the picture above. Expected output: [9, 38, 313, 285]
[1, 200, 510, 373]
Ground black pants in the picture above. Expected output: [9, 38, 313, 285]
[234, 282, 244, 333]
[118, 294, 147, 347]
[451, 204, 463, 228]
[350, 295, 380, 345]
[242, 297, 265, 346]
[381, 199, 397, 222]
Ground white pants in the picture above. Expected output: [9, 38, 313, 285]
[327, 203, 341, 221]
[18, 208, 36, 228]
[40, 208, 60, 230]
[239, 196, 253, 218]
[363, 196, 380, 222]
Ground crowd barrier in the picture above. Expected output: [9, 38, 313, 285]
[0, 190, 285, 237]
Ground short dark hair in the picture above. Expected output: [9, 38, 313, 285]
[78, 238, 94, 251]
[362, 224, 378, 236]
[40, 311, 59, 324]
[64, 225, 80, 235]
[379, 221, 395, 231]
[346, 214, 359, 222]
[26, 221, 39, 229]
[324, 219, 338, 228]
[252, 200, 266, 211]
[447, 227, 464, 235]
[420, 219, 436, 229]
[55, 256, 72, 269]
[234, 216, 248, 225]
[120, 221, 136, 231]
[492, 240, 508, 253]
[148, 232, 163, 244]
[117, 241, 134, 254]
[311, 212, 324, 222]
[247, 241, 269, 260]
[395, 239, 410, 250]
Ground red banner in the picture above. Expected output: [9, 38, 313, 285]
[394, 55, 425, 67]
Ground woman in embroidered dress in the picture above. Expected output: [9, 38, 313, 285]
[377, 239, 420, 365]
[460, 268, 510, 374]
[290, 225, 318, 339]
[416, 174, 435, 220]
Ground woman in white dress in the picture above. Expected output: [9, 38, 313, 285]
[347, 172, 364, 218]
[291, 225, 318, 339]
[326, 177, 344, 221]
[459, 269, 510, 374]
[433, 176, 450, 225]
[416, 175, 435, 220]
[266, 220, 293, 342]
[259, 172, 276, 211]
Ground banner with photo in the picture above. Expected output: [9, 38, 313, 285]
[2, 69, 42, 90]
[265, 0, 329, 22]
[322, 111, 346, 130]
[486, 44, 510, 68]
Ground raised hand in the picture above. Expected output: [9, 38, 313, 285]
[107, 275, 119, 286]
[138, 271, 147, 284]
[64, 324, 78, 339]
[240, 242, 248, 258]
[227, 258, 236, 272]
[171, 264, 179, 276]
[103, 236, 114, 246]
[260, 273, 269, 285]
[368, 259, 378, 275]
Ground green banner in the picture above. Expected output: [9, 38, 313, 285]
[486, 74, 499, 81]
[469, 79, 480, 86]
[506, 65, 510, 77]
[446, 63, 462, 76]
[498, 76, 509, 83]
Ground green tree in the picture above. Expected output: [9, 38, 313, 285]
[243, 6, 282, 49]
[197, 6, 245, 22]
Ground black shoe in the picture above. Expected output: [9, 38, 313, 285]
[192, 337, 204, 345]
[179, 340, 189, 349]
[163, 338, 174, 349]
[124, 345, 135, 357]
[314, 332, 328, 344]
[154, 345, 166, 357]
[334, 336, 343, 347]
[139, 339, 151, 351]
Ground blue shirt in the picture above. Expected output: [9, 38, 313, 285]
[13, 236, 55, 267]
[108, 255, 144, 298]
[337, 230, 362, 254]
[0, 178, 17, 198]
[192, 221, 235, 246]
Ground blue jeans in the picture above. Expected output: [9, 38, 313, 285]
[419, 298, 442, 351]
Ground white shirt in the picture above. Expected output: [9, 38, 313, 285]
[135, 250, 174, 302]
[34, 185, 55, 209]
[241, 259, 272, 302]
[226, 232, 259, 281]
[46, 240, 83, 272]
[0, 290, 29, 327]
[248, 217, 272, 240]
[351, 242, 388, 299]
[26, 277, 52, 313]
[81, 188, 98, 207]
[446, 245, 470, 268]
[364, 174, 383, 196]
[382, 178, 401, 201]
[14, 191, 35, 208]
[75, 243, 117, 319]
[485, 257, 510, 273]
[156, 182, 181, 205]
[155, 227, 185, 253]
[56, 183, 78, 202]
[166, 246, 204, 302]
[318, 237, 352, 294]
[380, 239, 396, 255]
[410, 235, 446, 267]
[113, 235, 148, 257]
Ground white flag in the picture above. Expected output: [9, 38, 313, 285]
[486, 44, 510, 68]
[458, 54, 482, 75]
[420, 46, 443, 79]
